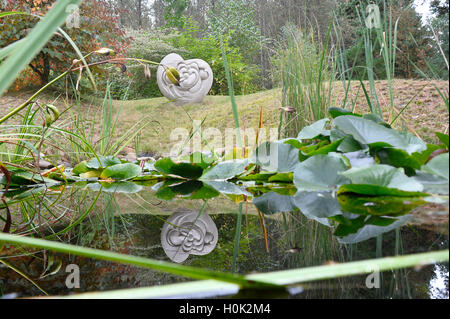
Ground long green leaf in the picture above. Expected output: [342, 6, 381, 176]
[56, 250, 449, 299]
[0, 233, 280, 289]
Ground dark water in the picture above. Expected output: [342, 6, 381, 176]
[0, 186, 448, 299]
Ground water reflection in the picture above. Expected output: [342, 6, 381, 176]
[161, 210, 218, 262]
[0, 179, 448, 298]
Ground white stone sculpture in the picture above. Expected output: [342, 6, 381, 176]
[157, 53, 213, 105]
[161, 210, 218, 263]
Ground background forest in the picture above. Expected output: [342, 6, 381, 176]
[1, 0, 448, 100]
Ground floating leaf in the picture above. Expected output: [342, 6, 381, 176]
[267, 172, 293, 183]
[200, 159, 248, 181]
[436, 132, 449, 149]
[339, 164, 424, 192]
[72, 160, 89, 176]
[421, 153, 449, 181]
[79, 170, 102, 179]
[334, 116, 426, 154]
[335, 215, 412, 244]
[154, 158, 204, 180]
[203, 181, 252, 196]
[86, 156, 122, 169]
[251, 141, 299, 173]
[328, 107, 361, 118]
[238, 172, 275, 182]
[100, 163, 141, 181]
[293, 154, 349, 191]
[337, 193, 427, 216]
[292, 191, 342, 226]
[252, 192, 297, 214]
[343, 151, 375, 168]
[88, 182, 142, 194]
[297, 118, 330, 140]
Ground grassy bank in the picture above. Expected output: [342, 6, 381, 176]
[1, 79, 448, 157]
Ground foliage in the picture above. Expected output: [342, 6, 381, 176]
[162, 0, 189, 29]
[207, 0, 263, 62]
[0, 0, 128, 91]
[173, 19, 260, 95]
[108, 28, 186, 99]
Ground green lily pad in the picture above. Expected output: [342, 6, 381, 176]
[238, 172, 276, 182]
[436, 132, 449, 149]
[293, 154, 349, 191]
[292, 191, 342, 226]
[334, 116, 426, 154]
[267, 172, 293, 183]
[335, 215, 412, 243]
[328, 107, 361, 118]
[337, 193, 427, 216]
[154, 158, 204, 180]
[339, 164, 424, 192]
[343, 151, 375, 168]
[203, 181, 252, 196]
[200, 159, 249, 181]
[421, 153, 449, 181]
[297, 118, 330, 140]
[100, 163, 142, 181]
[72, 160, 89, 176]
[251, 141, 300, 173]
[87, 181, 143, 194]
[86, 156, 122, 169]
[252, 192, 297, 214]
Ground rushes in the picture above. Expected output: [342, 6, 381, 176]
[275, 24, 334, 138]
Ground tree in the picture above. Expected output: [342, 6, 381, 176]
[0, 0, 128, 88]
[429, 0, 449, 79]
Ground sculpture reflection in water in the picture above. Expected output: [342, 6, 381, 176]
[161, 210, 218, 263]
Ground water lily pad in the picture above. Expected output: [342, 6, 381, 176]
[293, 154, 349, 191]
[252, 192, 297, 214]
[238, 172, 276, 182]
[100, 163, 142, 180]
[339, 164, 424, 192]
[203, 181, 252, 196]
[86, 156, 122, 169]
[343, 151, 375, 168]
[328, 107, 361, 118]
[200, 159, 249, 181]
[436, 132, 449, 149]
[297, 118, 330, 139]
[292, 191, 342, 226]
[337, 192, 427, 216]
[421, 153, 449, 181]
[72, 160, 89, 175]
[412, 171, 449, 195]
[154, 158, 204, 180]
[267, 172, 293, 183]
[87, 181, 143, 194]
[334, 116, 426, 154]
[251, 141, 300, 173]
[335, 215, 412, 244]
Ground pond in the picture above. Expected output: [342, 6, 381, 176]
[0, 179, 448, 299]
[0, 114, 449, 299]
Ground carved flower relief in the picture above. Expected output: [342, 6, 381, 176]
[161, 211, 218, 263]
[157, 53, 213, 105]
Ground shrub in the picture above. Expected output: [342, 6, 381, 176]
[172, 19, 260, 96]
[107, 28, 186, 100]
